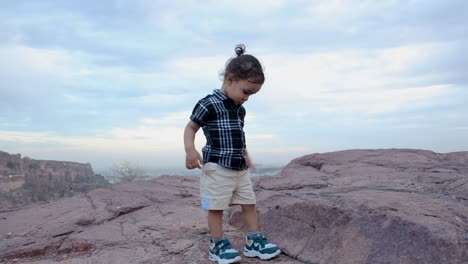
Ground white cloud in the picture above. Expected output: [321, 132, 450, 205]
[0, 109, 281, 167]
[141, 112, 190, 126]
[63, 93, 83, 102]
[247, 134, 274, 140]
[307, 0, 399, 20]
[319, 84, 450, 114]
[136, 93, 188, 105]
[0, 45, 96, 81]
[215, 0, 288, 15]
[147, 0, 288, 18]
[0, 131, 56, 143]
[0, 111, 197, 166]
[254, 146, 309, 154]
[259, 42, 454, 116]
[299, 0, 400, 32]
[165, 55, 226, 83]
[1, 1, 467, 169]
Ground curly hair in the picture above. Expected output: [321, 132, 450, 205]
[220, 44, 265, 84]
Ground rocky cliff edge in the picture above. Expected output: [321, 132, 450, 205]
[0, 149, 467, 264]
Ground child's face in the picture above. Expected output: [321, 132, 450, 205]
[225, 78, 262, 105]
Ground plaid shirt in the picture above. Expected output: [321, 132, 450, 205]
[190, 89, 247, 170]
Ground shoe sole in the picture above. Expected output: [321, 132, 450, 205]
[243, 248, 281, 260]
[209, 254, 242, 264]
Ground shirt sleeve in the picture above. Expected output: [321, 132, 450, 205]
[190, 100, 211, 127]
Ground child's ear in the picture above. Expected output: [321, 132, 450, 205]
[226, 74, 235, 85]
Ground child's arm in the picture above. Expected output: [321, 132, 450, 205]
[184, 120, 203, 169]
[244, 149, 256, 173]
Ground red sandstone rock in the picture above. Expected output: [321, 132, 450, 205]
[0, 149, 467, 263]
[252, 149, 468, 264]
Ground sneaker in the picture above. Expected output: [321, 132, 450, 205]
[243, 234, 281, 260]
[209, 238, 242, 264]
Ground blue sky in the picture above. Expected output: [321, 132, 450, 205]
[1, 0, 467, 171]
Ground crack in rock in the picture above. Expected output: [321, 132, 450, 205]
[107, 205, 150, 221]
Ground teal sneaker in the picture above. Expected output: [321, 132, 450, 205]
[209, 238, 242, 264]
[243, 234, 281, 260]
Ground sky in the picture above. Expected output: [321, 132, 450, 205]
[1, 0, 467, 172]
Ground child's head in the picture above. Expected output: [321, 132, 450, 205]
[220, 44, 264, 105]
[220, 44, 265, 85]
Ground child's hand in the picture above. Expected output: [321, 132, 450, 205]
[247, 159, 256, 173]
[244, 150, 256, 173]
[185, 149, 202, 169]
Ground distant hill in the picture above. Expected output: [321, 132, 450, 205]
[0, 150, 110, 210]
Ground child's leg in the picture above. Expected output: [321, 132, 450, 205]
[207, 209, 242, 263]
[241, 203, 281, 260]
[208, 210, 224, 239]
[241, 204, 259, 232]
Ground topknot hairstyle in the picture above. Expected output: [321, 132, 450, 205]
[235, 45, 245, 56]
[220, 44, 265, 84]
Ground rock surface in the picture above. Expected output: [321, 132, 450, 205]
[1, 149, 467, 263]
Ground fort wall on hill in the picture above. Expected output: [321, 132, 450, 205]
[0, 151, 95, 192]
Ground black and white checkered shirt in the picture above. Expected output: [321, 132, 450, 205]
[190, 89, 247, 170]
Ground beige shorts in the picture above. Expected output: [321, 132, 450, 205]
[200, 162, 256, 210]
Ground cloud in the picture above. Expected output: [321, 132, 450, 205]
[0, 43, 208, 131]
[0, 131, 57, 143]
[247, 134, 275, 140]
[165, 55, 226, 82]
[318, 84, 451, 115]
[257, 42, 459, 117]
[306, 0, 399, 22]
[0, 111, 194, 166]
[1, 1, 467, 169]
[254, 146, 308, 154]
[0, 44, 102, 108]
[0, 108, 283, 168]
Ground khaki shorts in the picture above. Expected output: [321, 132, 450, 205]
[200, 162, 256, 210]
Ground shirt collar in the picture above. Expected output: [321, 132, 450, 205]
[213, 89, 228, 101]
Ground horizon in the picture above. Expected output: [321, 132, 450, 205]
[1, 147, 465, 175]
[0, 147, 289, 173]
[1, 1, 467, 170]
